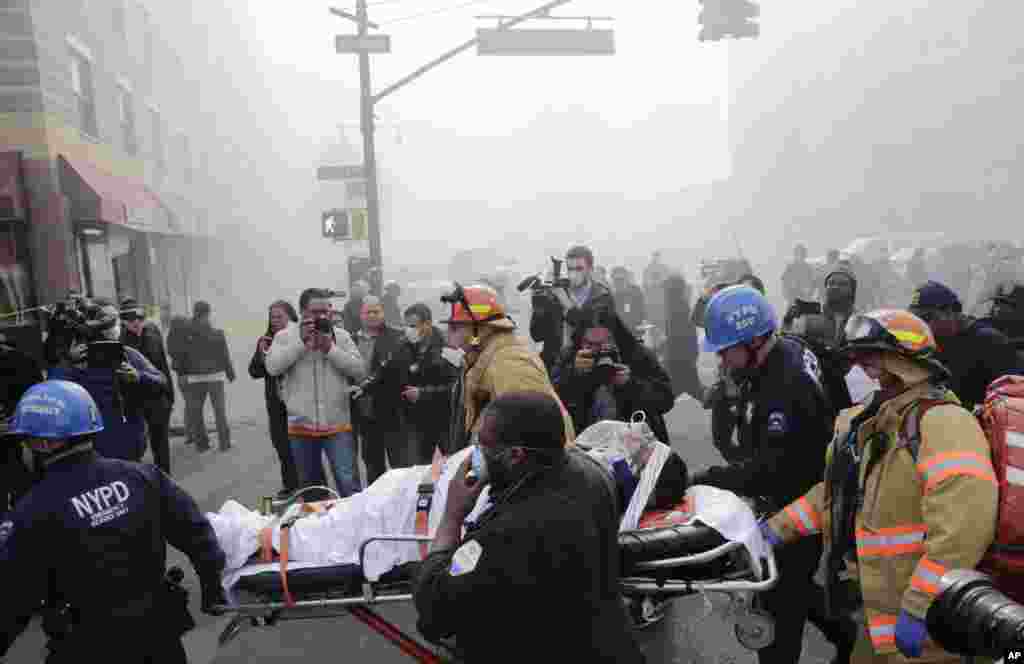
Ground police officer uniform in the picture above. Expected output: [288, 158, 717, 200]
[0, 380, 227, 664]
[414, 446, 643, 663]
[693, 286, 835, 664]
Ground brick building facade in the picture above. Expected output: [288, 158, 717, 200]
[0, 0, 225, 340]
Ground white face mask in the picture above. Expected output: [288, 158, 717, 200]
[405, 327, 421, 344]
[845, 365, 881, 404]
[441, 346, 465, 368]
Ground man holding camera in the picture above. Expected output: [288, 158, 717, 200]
[49, 298, 167, 463]
[552, 307, 674, 444]
[119, 298, 175, 475]
[266, 289, 365, 499]
[352, 296, 412, 484]
[528, 245, 615, 373]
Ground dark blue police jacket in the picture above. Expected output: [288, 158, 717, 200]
[49, 346, 167, 462]
[0, 451, 226, 653]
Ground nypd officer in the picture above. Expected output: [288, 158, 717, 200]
[690, 285, 838, 664]
[0, 380, 227, 663]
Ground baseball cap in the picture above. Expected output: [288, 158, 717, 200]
[910, 281, 962, 313]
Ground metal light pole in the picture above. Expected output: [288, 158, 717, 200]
[356, 0, 384, 296]
[331, 0, 606, 295]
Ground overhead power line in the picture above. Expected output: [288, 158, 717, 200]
[380, 0, 494, 25]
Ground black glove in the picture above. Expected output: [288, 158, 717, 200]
[200, 576, 228, 616]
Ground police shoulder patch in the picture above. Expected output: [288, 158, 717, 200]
[0, 520, 14, 547]
[766, 411, 788, 435]
[448, 539, 483, 577]
[802, 348, 822, 384]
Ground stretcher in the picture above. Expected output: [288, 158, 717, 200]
[212, 495, 780, 662]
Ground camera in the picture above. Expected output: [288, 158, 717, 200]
[927, 569, 1024, 657]
[516, 257, 572, 294]
[592, 348, 621, 367]
[590, 348, 622, 383]
[314, 317, 334, 334]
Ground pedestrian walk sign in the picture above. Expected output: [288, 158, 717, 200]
[322, 209, 350, 239]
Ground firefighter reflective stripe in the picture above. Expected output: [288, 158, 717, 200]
[856, 524, 927, 558]
[1008, 431, 1024, 449]
[1007, 466, 1024, 487]
[868, 614, 898, 648]
[917, 451, 997, 492]
[910, 557, 947, 596]
[783, 496, 821, 535]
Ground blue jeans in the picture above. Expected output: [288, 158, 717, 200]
[289, 431, 359, 499]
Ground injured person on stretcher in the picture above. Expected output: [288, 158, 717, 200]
[208, 415, 779, 658]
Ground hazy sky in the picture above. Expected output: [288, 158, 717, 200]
[234, 0, 733, 200]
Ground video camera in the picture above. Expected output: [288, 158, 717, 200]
[516, 257, 572, 294]
[43, 295, 125, 367]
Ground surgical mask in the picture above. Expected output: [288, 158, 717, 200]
[441, 346, 465, 368]
[404, 327, 421, 344]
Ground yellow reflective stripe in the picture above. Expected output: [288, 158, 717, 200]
[891, 329, 926, 345]
[468, 304, 493, 315]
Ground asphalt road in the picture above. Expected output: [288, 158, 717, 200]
[6, 355, 835, 664]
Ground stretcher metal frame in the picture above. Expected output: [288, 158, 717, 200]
[213, 531, 780, 662]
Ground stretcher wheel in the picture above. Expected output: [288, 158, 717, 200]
[734, 608, 774, 651]
[218, 615, 258, 648]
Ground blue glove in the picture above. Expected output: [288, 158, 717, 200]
[759, 520, 783, 548]
[895, 610, 927, 659]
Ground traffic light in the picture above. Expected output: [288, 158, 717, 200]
[698, 0, 759, 42]
[321, 209, 350, 240]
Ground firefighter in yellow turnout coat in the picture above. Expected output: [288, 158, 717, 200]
[763, 310, 999, 663]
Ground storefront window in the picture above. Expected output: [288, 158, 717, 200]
[0, 222, 34, 326]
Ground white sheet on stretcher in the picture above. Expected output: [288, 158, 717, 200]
[209, 445, 773, 601]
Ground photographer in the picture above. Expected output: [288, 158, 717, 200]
[48, 298, 167, 462]
[352, 296, 412, 484]
[528, 246, 615, 372]
[265, 289, 365, 499]
[552, 307, 674, 444]
[782, 265, 860, 412]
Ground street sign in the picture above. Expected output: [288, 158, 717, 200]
[476, 28, 615, 56]
[345, 179, 368, 199]
[322, 209, 350, 239]
[336, 34, 391, 54]
[317, 164, 365, 181]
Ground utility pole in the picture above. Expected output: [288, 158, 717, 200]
[331, 0, 604, 295]
[356, 0, 384, 296]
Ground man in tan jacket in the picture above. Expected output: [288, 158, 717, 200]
[441, 284, 574, 454]
[761, 309, 999, 663]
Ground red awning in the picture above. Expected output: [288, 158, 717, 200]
[59, 155, 170, 231]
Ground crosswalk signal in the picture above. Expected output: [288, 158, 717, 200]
[698, 0, 759, 42]
[321, 209, 351, 240]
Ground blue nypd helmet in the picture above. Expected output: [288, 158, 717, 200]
[10, 380, 104, 439]
[701, 285, 778, 354]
